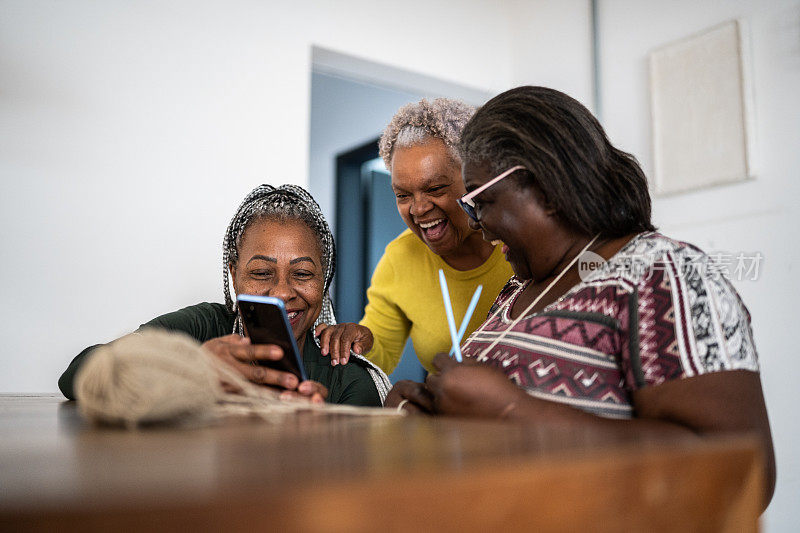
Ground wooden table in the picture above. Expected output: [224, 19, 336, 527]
[0, 395, 762, 532]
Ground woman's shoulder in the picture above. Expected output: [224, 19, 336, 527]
[486, 277, 525, 316]
[584, 232, 712, 287]
[338, 355, 377, 378]
[549, 232, 734, 320]
[618, 231, 707, 261]
[143, 302, 233, 324]
[601, 232, 759, 375]
[139, 302, 235, 342]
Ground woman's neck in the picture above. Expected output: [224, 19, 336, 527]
[440, 231, 496, 271]
[524, 233, 638, 304]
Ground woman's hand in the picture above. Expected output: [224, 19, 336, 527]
[202, 334, 302, 390]
[384, 380, 435, 414]
[314, 323, 374, 366]
[203, 334, 328, 402]
[425, 353, 525, 417]
[277, 380, 328, 404]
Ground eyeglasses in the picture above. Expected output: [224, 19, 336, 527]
[457, 165, 526, 222]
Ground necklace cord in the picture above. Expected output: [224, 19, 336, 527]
[465, 234, 600, 360]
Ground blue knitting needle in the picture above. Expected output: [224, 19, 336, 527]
[438, 269, 482, 362]
[449, 284, 482, 357]
[438, 270, 462, 361]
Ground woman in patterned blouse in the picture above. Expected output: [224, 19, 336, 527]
[384, 86, 775, 509]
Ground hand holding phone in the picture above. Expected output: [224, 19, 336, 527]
[201, 334, 299, 389]
[237, 294, 308, 382]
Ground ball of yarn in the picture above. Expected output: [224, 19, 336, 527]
[75, 329, 223, 427]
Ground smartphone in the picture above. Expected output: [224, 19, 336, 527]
[236, 294, 308, 382]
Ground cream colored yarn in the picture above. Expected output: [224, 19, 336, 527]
[75, 329, 399, 428]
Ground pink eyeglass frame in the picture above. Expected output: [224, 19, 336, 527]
[460, 165, 526, 206]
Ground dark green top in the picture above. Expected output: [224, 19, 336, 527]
[58, 302, 381, 407]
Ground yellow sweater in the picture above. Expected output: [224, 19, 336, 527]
[360, 229, 514, 374]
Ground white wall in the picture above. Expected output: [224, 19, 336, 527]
[507, 0, 595, 111]
[597, 1, 800, 529]
[0, 0, 513, 393]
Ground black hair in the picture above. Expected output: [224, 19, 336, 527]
[459, 86, 656, 237]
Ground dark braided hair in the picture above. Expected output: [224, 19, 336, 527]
[459, 86, 656, 238]
[222, 184, 336, 335]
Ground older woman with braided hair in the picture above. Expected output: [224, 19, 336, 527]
[317, 99, 513, 382]
[59, 184, 390, 406]
[382, 86, 775, 509]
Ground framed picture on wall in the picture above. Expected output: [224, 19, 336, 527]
[649, 20, 756, 196]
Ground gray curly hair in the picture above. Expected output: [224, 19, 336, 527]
[378, 98, 475, 169]
[222, 184, 336, 336]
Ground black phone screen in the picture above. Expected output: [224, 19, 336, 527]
[238, 298, 307, 381]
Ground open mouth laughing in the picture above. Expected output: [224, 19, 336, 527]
[418, 218, 448, 241]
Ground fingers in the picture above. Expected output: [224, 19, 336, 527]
[385, 380, 435, 413]
[316, 324, 333, 357]
[333, 325, 372, 364]
[202, 335, 298, 390]
[432, 352, 460, 373]
[230, 337, 284, 363]
[279, 390, 325, 404]
[425, 368, 454, 414]
[207, 335, 284, 363]
[279, 380, 328, 404]
[329, 328, 343, 365]
[238, 364, 299, 390]
[314, 323, 328, 337]
[405, 384, 434, 412]
[315, 324, 374, 366]
[352, 340, 365, 356]
[424, 372, 441, 399]
[324, 325, 349, 366]
[397, 400, 425, 414]
[297, 380, 328, 399]
[315, 323, 333, 359]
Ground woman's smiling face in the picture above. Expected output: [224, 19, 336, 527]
[461, 161, 569, 282]
[390, 139, 480, 263]
[231, 217, 324, 349]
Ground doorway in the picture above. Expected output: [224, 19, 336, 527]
[334, 139, 426, 384]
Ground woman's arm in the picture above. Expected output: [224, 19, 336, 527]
[58, 345, 103, 400]
[360, 252, 413, 373]
[317, 247, 412, 370]
[58, 303, 324, 400]
[424, 354, 775, 510]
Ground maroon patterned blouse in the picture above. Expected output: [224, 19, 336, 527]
[461, 232, 759, 419]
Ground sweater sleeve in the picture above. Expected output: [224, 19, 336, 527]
[57, 303, 233, 400]
[359, 249, 411, 375]
[58, 344, 103, 400]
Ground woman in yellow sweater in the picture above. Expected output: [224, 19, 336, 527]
[317, 98, 513, 375]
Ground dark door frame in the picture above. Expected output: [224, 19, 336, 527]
[334, 138, 380, 323]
